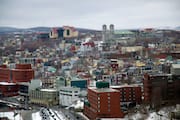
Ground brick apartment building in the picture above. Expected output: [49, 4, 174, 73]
[143, 73, 180, 107]
[111, 84, 142, 105]
[84, 81, 124, 120]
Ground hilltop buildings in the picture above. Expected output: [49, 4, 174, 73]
[49, 26, 79, 39]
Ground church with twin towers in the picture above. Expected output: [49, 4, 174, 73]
[102, 24, 115, 42]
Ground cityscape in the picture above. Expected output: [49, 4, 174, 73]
[0, 0, 180, 120]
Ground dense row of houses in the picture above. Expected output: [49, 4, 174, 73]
[0, 24, 180, 119]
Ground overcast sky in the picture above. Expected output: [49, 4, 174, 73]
[0, 0, 179, 29]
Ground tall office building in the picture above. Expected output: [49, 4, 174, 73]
[143, 73, 180, 108]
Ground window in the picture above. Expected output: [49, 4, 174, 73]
[67, 29, 70, 36]
[98, 105, 100, 108]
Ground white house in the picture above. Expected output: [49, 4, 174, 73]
[80, 38, 95, 52]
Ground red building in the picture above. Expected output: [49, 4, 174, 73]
[12, 64, 34, 83]
[84, 81, 124, 120]
[0, 65, 11, 82]
[111, 84, 142, 104]
[110, 59, 119, 71]
[0, 64, 34, 83]
[0, 64, 34, 97]
[0, 82, 19, 97]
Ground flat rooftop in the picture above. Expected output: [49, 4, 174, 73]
[40, 89, 57, 92]
[0, 82, 16, 85]
[89, 87, 119, 93]
[111, 84, 141, 88]
[172, 64, 180, 69]
[59, 86, 80, 91]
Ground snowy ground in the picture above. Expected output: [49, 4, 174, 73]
[101, 106, 175, 120]
[32, 110, 67, 120]
[0, 111, 23, 120]
[0, 109, 67, 120]
[0, 105, 176, 120]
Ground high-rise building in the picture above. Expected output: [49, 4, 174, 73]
[84, 81, 124, 119]
[143, 73, 180, 108]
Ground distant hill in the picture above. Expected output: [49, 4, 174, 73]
[0, 26, 100, 34]
[28, 27, 51, 32]
[0, 27, 24, 34]
[175, 26, 180, 30]
[77, 28, 101, 33]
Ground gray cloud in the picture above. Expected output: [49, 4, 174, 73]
[0, 0, 179, 29]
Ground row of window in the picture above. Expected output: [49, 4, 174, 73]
[119, 88, 137, 91]
[60, 90, 79, 93]
[120, 91, 136, 94]
[121, 98, 136, 101]
[60, 93, 79, 96]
